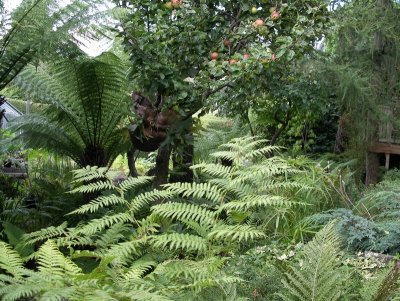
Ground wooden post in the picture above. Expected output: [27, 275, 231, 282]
[385, 153, 390, 170]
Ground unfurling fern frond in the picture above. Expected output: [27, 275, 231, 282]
[278, 222, 346, 301]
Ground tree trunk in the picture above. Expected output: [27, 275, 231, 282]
[365, 152, 379, 185]
[127, 147, 139, 177]
[152, 143, 172, 189]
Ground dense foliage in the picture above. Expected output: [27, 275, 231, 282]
[2, 0, 400, 300]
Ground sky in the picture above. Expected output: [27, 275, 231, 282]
[3, 0, 111, 56]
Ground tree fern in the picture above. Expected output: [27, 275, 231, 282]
[10, 52, 131, 167]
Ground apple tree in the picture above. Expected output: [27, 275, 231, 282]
[113, 0, 331, 185]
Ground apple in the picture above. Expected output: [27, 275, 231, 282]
[271, 53, 276, 61]
[211, 52, 219, 60]
[253, 19, 264, 27]
[243, 53, 250, 59]
[251, 7, 258, 14]
[269, 6, 276, 13]
[171, 0, 181, 8]
[271, 10, 280, 21]
[229, 59, 237, 64]
[164, 1, 173, 9]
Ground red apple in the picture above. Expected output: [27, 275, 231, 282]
[243, 53, 250, 59]
[271, 10, 280, 20]
[229, 59, 237, 64]
[171, 0, 181, 8]
[211, 52, 219, 60]
[253, 19, 264, 27]
[271, 53, 276, 61]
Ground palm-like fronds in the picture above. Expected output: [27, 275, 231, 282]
[11, 52, 131, 167]
[0, 0, 107, 90]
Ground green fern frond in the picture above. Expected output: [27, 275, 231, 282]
[37, 240, 82, 277]
[129, 190, 176, 213]
[152, 202, 217, 226]
[0, 241, 27, 278]
[0, 283, 42, 301]
[207, 225, 265, 242]
[105, 239, 144, 261]
[23, 222, 69, 246]
[96, 223, 130, 249]
[69, 195, 128, 215]
[123, 259, 158, 280]
[70, 180, 115, 194]
[119, 176, 153, 192]
[164, 182, 225, 203]
[278, 222, 346, 301]
[73, 213, 133, 236]
[71, 166, 110, 183]
[218, 195, 294, 211]
[192, 163, 234, 178]
[150, 233, 207, 253]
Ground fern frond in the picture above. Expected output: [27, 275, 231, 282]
[23, 222, 68, 246]
[119, 176, 153, 192]
[152, 202, 216, 226]
[150, 233, 207, 253]
[278, 222, 346, 301]
[192, 163, 234, 178]
[70, 180, 115, 194]
[123, 259, 158, 280]
[73, 213, 132, 236]
[96, 223, 130, 249]
[71, 166, 110, 183]
[0, 283, 42, 301]
[218, 195, 293, 211]
[0, 241, 27, 278]
[129, 190, 175, 214]
[207, 225, 265, 242]
[36, 240, 82, 277]
[164, 182, 225, 203]
[69, 194, 127, 215]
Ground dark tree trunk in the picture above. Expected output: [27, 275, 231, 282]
[152, 143, 172, 189]
[79, 144, 107, 167]
[127, 147, 139, 177]
[365, 152, 379, 185]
